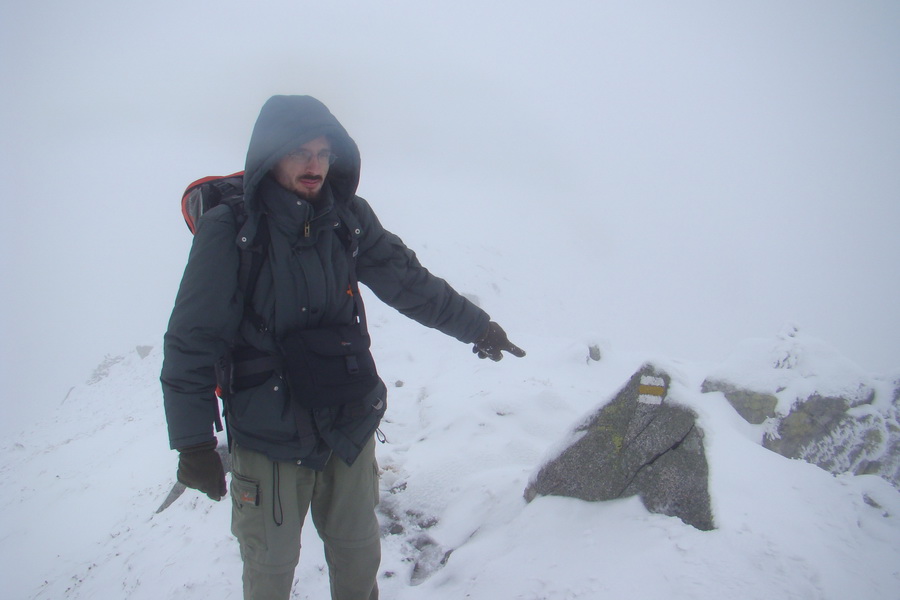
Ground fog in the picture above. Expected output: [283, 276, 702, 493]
[2, 0, 898, 437]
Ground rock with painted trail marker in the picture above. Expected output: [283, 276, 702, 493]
[525, 363, 714, 531]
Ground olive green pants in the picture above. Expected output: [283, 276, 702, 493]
[230, 438, 381, 600]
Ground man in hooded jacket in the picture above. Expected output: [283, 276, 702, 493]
[161, 95, 525, 600]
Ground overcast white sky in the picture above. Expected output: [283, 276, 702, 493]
[2, 0, 899, 436]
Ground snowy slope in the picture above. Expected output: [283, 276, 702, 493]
[3, 304, 899, 600]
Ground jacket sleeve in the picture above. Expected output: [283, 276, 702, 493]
[350, 196, 491, 344]
[160, 206, 242, 450]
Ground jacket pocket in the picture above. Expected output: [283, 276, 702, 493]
[318, 380, 388, 464]
[334, 379, 387, 434]
[228, 374, 296, 442]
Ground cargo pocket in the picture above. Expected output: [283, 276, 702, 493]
[230, 472, 267, 556]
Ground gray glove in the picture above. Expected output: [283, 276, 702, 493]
[472, 322, 526, 361]
[177, 441, 226, 501]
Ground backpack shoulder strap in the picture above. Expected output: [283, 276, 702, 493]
[239, 214, 270, 334]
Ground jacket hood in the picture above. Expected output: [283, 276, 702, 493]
[243, 95, 361, 213]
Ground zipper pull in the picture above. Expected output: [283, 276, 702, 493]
[304, 221, 311, 238]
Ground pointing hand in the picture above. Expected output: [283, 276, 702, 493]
[472, 322, 526, 361]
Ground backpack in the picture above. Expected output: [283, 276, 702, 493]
[181, 171, 246, 234]
[181, 172, 271, 329]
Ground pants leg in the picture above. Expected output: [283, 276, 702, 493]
[231, 443, 314, 600]
[241, 568, 295, 600]
[311, 437, 381, 600]
[230, 439, 381, 600]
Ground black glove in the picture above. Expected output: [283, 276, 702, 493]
[472, 322, 526, 361]
[177, 441, 226, 501]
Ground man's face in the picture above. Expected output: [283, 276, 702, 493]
[272, 136, 334, 200]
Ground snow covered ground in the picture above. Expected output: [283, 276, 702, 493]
[3, 305, 899, 599]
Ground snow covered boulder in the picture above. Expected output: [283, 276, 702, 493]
[701, 326, 900, 491]
[700, 378, 778, 424]
[764, 388, 900, 488]
[704, 381, 900, 490]
[524, 363, 714, 531]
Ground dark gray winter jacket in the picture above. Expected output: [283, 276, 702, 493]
[161, 96, 490, 467]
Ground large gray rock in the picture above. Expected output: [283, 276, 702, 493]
[701, 378, 778, 424]
[766, 387, 900, 488]
[763, 394, 857, 458]
[525, 364, 714, 531]
[702, 377, 900, 490]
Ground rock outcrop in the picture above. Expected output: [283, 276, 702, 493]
[525, 364, 714, 531]
[701, 326, 900, 490]
[700, 378, 777, 424]
[702, 378, 900, 490]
